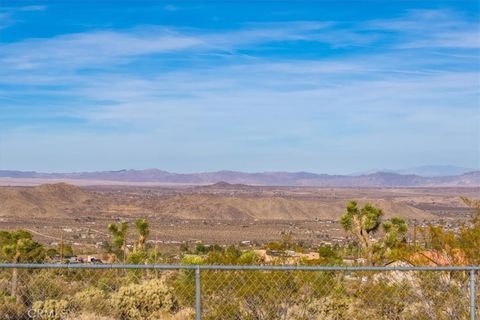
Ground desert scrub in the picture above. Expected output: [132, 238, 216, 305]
[74, 287, 112, 316]
[97, 272, 124, 293]
[111, 277, 178, 320]
[31, 299, 72, 320]
[66, 313, 114, 320]
[0, 293, 25, 320]
[26, 270, 81, 302]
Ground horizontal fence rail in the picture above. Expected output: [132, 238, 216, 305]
[1, 263, 479, 271]
[0, 264, 477, 320]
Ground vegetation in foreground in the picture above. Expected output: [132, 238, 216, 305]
[0, 198, 478, 319]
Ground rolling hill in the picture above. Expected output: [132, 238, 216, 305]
[150, 194, 435, 220]
[0, 183, 91, 217]
[0, 183, 436, 221]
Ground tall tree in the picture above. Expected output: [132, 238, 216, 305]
[458, 197, 480, 264]
[134, 219, 150, 252]
[460, 197, 480, 225]
[0, 230, 45, 300]
[382, 217, 408, 248]
[108, 221, 129, 262]
[340, 201, 383, 263]
[381, 217, 408, 261]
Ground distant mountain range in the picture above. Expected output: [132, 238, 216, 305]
[352, 165, 476, 177]
[0, 168, 479, 187]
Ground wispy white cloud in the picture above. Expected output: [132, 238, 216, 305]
[1, 8, 478, 171]
[367, 9, 480, 48]
[18, 5, 46, 12]
[368, 9, 461, 31]
[0, 11, 15, 30]
[0, 4, 46, 29]
[0, 22, 334, 71]
[0, 28, 203, 70]
[402, 30, 480, 49]
[3, 63, 477, 172]
[2, 8, 476, 75]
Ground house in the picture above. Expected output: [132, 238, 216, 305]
[75, 255, 104, 264]
[87, 256, 103, 263]
[342, 256, 365, 265]
[255, 249, 320, 263]
[50, 255, 82, 264]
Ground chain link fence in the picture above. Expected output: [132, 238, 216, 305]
[0, 264, 478, 320]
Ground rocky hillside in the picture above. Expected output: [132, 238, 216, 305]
[150, 194, 435, 220]
[0, 183, 91, 217]
[0, 183, 436, 221]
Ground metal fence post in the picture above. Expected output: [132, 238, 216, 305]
[195, 266, 201, 320]
[471, 269, 476, 320]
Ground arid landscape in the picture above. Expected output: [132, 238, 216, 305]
[1, 1, 478, 318]
[0, 178, 477, 250]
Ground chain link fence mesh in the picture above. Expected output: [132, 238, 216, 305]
[0, 265, 477, 320]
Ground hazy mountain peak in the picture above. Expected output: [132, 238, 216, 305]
[394, 165, 476, 177]
[0, 168, 479, 187]
[352, 165, 476, 177]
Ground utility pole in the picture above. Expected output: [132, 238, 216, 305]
[60, 234, 64, 262]
[155, 233, 159, 278]
[413, 224, 417, 252]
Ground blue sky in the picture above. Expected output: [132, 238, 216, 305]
[0, 1, 479, 173]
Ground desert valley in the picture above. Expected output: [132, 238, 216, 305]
[0, 169, 478, 253]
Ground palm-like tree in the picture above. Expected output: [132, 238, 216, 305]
[134, 219, 150, 252]
[461, 197, 480, 225]
[340, 201, 383, 263]
[108, 221, 129, 262]
[383, 217, 408, 248]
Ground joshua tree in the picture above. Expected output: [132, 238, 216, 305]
[461, 197, 480, 225]
[340, 201, 410, 264]
[382, 217, 408, 248]
[381, 217, 408, 261]
[340, 201, 383, 263]
[0, 230, 45, 300]
[134, 219, 149, 252]
[458, 197, 480, 264]
[108, 221, 129, 262]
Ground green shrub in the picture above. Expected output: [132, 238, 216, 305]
[237, 251, 262, 264]
[27, 270, 79, 301]
[66, 313, 114, 320]
[287, 295, 354, 320]
[111, 277, 177, 320]
[74, 287, 112, 315]
[0, 293, 25, 319]
[181, 255, 204, 265]
[97, 273, 122, 293]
